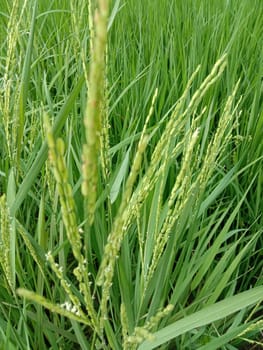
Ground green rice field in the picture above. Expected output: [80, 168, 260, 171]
[0, 0, 262, 349]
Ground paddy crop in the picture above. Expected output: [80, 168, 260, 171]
[0, 0, 262, 349]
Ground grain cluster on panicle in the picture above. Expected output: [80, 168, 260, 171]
[0, 195, 15, 294]
[43, 114, 99, 333]
[81, 0, 110, 225]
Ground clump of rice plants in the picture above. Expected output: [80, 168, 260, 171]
[0, 0, 262, 349]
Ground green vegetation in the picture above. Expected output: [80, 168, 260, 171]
[0, 0, 262, 349]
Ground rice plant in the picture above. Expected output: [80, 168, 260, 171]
[0, 0, 262, 349]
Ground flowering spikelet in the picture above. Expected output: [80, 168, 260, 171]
[16, 219, 46, 278]
[44, 114, 99, 333]
[81, 0, 109, 225]
[197, 80, 241, 191]
[0, 195, 15, 293]
[146, 129, 200, 286]
[45, 251, 86, 319]
[44, 115, 82, 260]
[100, 47, 111, 182]
[126, 304, 174, 348]
[70, 1, 86, 80]
[97, 135, 149, 330]
[17, 288, 91, 326]
[121, 303, 130, 349]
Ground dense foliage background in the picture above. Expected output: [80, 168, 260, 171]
[0, 0, 262, 349]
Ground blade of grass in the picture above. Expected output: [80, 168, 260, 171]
[198, 323, 251, 350]
[192, 175, 256, 290]
[70, 320, 91, 350]
[138, 286, 263, 350]
[110, 148, 131, 203]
